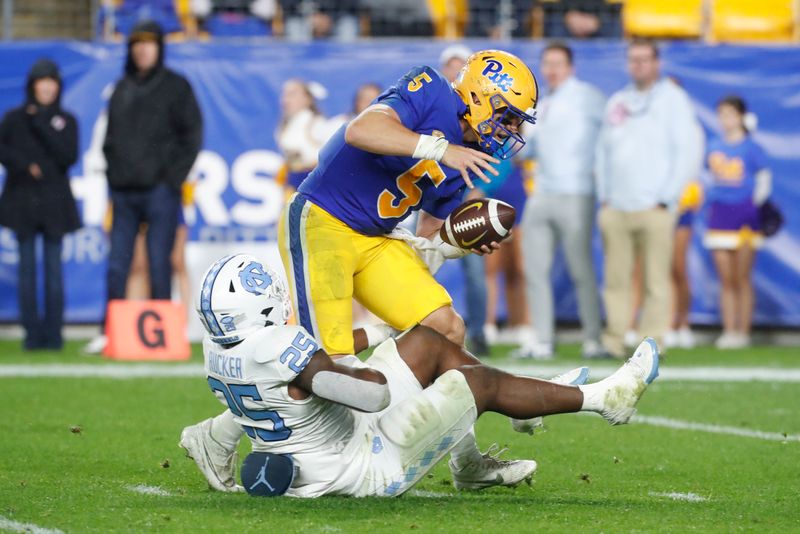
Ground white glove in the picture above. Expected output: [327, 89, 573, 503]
[752, 169, 772, 206]
[387, 228, 469, 275]
[361, 323, 400, 348]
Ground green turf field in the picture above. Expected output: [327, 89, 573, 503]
[1, 340, 798, 533]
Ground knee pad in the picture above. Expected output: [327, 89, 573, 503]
[378, 370, 476, 451]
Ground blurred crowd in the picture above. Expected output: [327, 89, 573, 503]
[94, 0, 799, 43]
[97, 0, 623, 40]
[0, 20, 780, 357]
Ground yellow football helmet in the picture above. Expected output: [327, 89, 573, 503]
[452, 50, 538, 159]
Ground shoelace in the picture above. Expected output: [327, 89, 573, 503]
[481, 444, 511, 466]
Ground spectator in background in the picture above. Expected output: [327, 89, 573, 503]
[122, 181, 194, 308]
[625, 94, 706, 351]
[275, 79, 344, 193]
[0, 59, 80, 351]
[703, 96, 770, 350]
[100, 0, 184, 38]
[438, 45, 489, 356]
[191, 0, 276, 36]
[542, 0, 622, 38]
[465, 0, 535, 39]
[351, 82, 381, 117]
[84, 20, 202, 354]
[595, 39, 699, 357]
[517, 42, 606, 359]
[439, 44, 471, 84]
[361, 0, 433, 37]
[666, 179, 703, 349]
[279, 0, 360, 40]
[482, 159, 531, 348]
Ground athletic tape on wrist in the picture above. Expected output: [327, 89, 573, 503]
[413, 134, 449, 161]
[363, 324, 395, 347]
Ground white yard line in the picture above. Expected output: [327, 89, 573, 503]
[126, 484, 173, 497]
[0, 516, 63, 534]
[407, 489, 451, 498]
[499, 363, 800, 382]
[2, 362, 800, 382]
[632, 414, 800, 443]
[0, 363, 205, 378]
[648, 491, 708, 502]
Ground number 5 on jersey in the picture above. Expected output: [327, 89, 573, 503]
[407, 72, 432, 92]
[377, 159, 447, 219]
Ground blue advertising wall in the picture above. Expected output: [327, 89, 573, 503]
[0, 40, 799, 326]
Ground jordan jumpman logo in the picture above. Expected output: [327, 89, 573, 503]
[250, 457, 275, 492]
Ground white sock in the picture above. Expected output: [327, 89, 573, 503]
[449, 428, 484, 468]
[210, 410, 244, 451]
[578, 382, 605, 412]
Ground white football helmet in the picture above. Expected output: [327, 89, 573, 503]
[196, 254, 292, 345]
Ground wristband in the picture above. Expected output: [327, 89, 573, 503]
[413, 134, 449, 161]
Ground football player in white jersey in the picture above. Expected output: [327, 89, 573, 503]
[180, 254, 660, 497]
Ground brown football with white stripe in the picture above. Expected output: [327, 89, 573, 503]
[439, 198, 516, 250]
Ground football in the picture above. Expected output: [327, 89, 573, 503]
[439, 198, 516, 250]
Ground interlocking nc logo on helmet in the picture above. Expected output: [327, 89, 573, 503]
[481, 59, 514, 92]
[220, 315, 236, 332]
[238, 261, 273, 296]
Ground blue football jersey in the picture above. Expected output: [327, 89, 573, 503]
[298, 66, 469, 236]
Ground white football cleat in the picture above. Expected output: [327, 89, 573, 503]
[676, 327, 696, 349]
[82, 335, 107, 355]
[715, 331, 750, 350]
[581, 339, 611, 359]
[449, 444, 537, 490]
[588, 337, 660, 426]
[511, 366, 590, 434]
[180, 418, 244, 493]
[663, 330, 679, 349]
[623, 329, 640, 348]
[510, 341, 554, 360]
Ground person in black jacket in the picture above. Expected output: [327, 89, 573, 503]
[85, 20, 202, 354]
[0, 59, 80, 350]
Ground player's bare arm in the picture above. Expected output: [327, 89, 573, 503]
[290, 349, 390, 413]
[352, 328, 370, 354]
[345, 103, 500, 189]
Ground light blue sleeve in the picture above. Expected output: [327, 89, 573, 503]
[659, 87, 700, 205]
[519, 122, 538, 160]
[594, 100, 611, 203]
[584, 85, 607, 173]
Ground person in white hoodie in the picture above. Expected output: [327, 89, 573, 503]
[594, 39, 701, 357]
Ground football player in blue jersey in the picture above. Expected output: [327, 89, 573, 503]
[277, 50, 540, 489]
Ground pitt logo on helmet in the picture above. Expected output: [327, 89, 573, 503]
[481, 59, 514, 92]
[453, 50, 538, 160]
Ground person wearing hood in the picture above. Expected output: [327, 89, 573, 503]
[85, 20, 202, 354]
[0, 59, 80, 351]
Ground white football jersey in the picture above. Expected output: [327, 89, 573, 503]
[203, 324, 365, 497]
